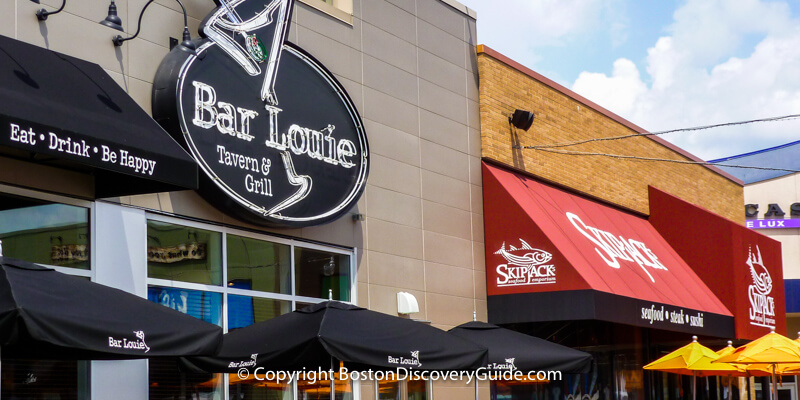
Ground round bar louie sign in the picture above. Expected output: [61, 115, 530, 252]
[153, 0, 368, 227]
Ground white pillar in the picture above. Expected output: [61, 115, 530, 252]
[91, 202, 149, 400]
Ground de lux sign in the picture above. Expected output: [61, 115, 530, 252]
[745, 203, 800, 218]
[745, 203, 800, 229]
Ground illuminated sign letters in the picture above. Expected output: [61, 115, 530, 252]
[153, 0, 368, 227]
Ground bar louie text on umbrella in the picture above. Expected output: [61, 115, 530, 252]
[182, 300, 488, 374]
[0, 242, 223, 396]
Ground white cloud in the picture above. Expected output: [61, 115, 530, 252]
[573, 59, 647, 116]
[465, 0, 627, 68]
[569, 0, 800, 160]
[669, 0, 792, 65]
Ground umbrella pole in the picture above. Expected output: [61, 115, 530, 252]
[330, 357, 335, 399]
[772, 364, 777, 400]
[693, 371, 697, 400]
[727, 375, 732, 400]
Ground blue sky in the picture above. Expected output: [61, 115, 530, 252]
[459, 0, 800, 161]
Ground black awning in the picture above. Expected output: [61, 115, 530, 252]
[449, 321, 593, 373]
[0, 257, 222, 359]
[183, 301, 488, 373]
[0, 35, 197, 198]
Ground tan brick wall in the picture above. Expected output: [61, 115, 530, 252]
[478, 50, 744, 223]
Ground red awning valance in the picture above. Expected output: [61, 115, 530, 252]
[648, 186, 785, 340]
[483, 162, 733, 337]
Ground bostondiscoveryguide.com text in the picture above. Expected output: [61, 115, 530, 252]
[236, 367, 562, 385]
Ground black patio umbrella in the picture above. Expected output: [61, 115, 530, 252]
[448, 321, 592, 373]
[183, 301, 488, 373]
[0, 256, 223, 360]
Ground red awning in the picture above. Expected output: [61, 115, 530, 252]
[648, 186, 785, 340]
[483, 162, 733, 336]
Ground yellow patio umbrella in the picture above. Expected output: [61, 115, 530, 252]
[716, 341, 772, 376]
[764, 332, 800, 375]
[714, 330, 800, 400]
[715, 341, 763, 400]
[644, 336, 740, 400]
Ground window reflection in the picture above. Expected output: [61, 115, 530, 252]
[377, 378, 428, 400]
[228, 376, 291, 400]
[227, 295, 291, 331]
[297, 370, 352, 400]
[407, 378, 428, 400]
[149, 358, 222, 400]
[148, 287, 223, 400]
[147, 286, 223, 326]
[1, 359, 89, 400]
[227, 296, 291, 397]
[0, 194, 90, 399]
[0, 194, 89, 270]
[227, 235, 291, 295]
[294, 248, 350, 301]
[144, 218, 356, 400]
[377, 378, 401, 400]
[147, 221, 222, 286]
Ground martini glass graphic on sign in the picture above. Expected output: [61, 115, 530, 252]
[152, 0, 369, 227]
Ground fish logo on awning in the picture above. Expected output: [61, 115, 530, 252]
[494, 240, 552, 267]
[747, 245, 775, 329]
[494, 239, 556, 287]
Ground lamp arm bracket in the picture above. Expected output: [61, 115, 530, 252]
[36, 0, 67, 21]
[113, 0, 190, 46]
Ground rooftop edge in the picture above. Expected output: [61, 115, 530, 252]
[476, 44, 743, 187]
[439, 0, 477, 19]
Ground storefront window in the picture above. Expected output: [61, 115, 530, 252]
[1, 359, 89, 400]
[0, 193, 90, 399]
[146, 216, 355, 400]
[147, 221, 222, 286]
[0, 194, 89, 270]
[227, 235, 291, 295]
[227, 296, 292, 399]
[149, 357, 222, 400]
[228, 295, 291, 331]
[294, 248, 351, 301]
[297, 371, 352, 400]
[334, 375, 354, 400]
[377, 377, 428, 400]
[615, 353, 644, 400]
[493, 380, 548, 400]
[296, 302, 314, 310]
[228, 378, 291, 400]
[147, 286, 223, 400]
[407, 378, 428, 400]
[147, 286, 223, 326]
[378, 378, 401, 400]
